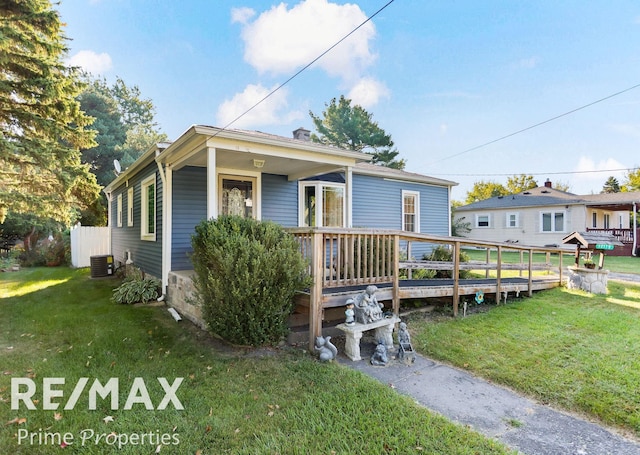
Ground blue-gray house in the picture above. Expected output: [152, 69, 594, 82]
[103, 125, 457, 298]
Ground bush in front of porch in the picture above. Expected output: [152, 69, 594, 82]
[191, 216, 310, 346]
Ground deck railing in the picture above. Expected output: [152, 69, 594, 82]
[586, 227, 637, 244]
[287, 228, 566, 347]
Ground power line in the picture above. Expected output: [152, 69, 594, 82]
[214, 0, 396, 137]
[430, 167, 638, 177]
[425, 82, 640, 166]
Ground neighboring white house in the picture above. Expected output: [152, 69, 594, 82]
[454, 180, 639, 256]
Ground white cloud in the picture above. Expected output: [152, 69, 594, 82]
[231, 7, 255, 25]
[573, 156, 628, 192]
[609, 123, 640, 138]
[67, 50, 112, 74]
[216, 84, 303, 128]
[347, 77, 389, 108]
[518, 56, 540, 69]
[237, 0, 376, 81]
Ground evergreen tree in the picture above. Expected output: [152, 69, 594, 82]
[0, 0, 100, 224]
[601, 176, 621, 194]
[309, 96, 405, 169]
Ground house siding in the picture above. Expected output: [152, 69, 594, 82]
[261, 173, 298, 227]
[352, 173, 450, 258]
[172, 166, 207, 270]
[110, 162, 163, 278]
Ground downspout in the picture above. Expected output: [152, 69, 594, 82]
[156, 158, 170, 292]
[633, 202, 637, 256]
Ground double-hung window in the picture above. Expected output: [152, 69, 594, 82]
[402, 191, 420, 232]
[506, 212, 519, 228]
[299, 182, 345, 227]
[475, 214, 490, 228]
[141, 174, 156, 241]
[540, 211, 565, 232]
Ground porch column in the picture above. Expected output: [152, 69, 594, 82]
[207, 147, 217, 219]
[345, 166, 353, 228]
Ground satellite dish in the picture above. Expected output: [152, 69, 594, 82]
[113, 159, 122, 175]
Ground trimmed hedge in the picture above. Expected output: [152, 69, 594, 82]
[191, 216, 310, 346]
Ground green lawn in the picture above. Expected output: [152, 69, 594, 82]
[0, 267, 511, 454]
[407, 280, 640, 437]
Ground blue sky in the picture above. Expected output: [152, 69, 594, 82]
[57, 0, 640, 201]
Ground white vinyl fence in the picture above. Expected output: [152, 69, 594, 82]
[70, 225, 111, 268]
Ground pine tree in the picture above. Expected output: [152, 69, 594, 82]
[309, 96, 405, 169]
[0, 0, 99, 224]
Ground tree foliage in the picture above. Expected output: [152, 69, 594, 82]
[309, 95, 405, 169]
[464, 181, 508, 204]
[622, 168, 640, 192]
[506, 174, 537, 194]
[601, 176, 621, 194]
[0, 0, 100, 224]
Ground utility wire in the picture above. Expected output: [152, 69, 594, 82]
[213, 0, 396, 137]
[430, 167, 638, 177]
[425, 82, 640, 166]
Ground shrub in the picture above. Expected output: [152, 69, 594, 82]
[423, 245, 471, 279]
[112, 277, 161, 304]
[191, 216, 310, 347]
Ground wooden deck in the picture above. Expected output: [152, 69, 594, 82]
[287, 228, 565, 349]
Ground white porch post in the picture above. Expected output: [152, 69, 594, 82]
[346, 166, 353, 228]
[207, 147, 217, 219]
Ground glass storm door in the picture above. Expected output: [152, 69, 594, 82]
[220, 177, 255, 218]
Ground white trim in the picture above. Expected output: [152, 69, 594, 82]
[475, 213, 491, 228]
[207, 147, 217, 219]
[116, 194, 123, 227]
[157, 162, 171, 291]
[298, 181, 346, 228]
[539, 210, 566, 233]
[127, 188, 134, 227]
[346, 166, 353, 228]
[505, 212, 519, 228]
[140, 174, 157, 241]
[401, 190, 420, 233]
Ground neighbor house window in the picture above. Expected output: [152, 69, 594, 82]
[475, 214, 490, 228]
[299, 182, 345, 227]
[592, 212, 597, 228]
[604, 214, 610, 229]
[116, 194, 123, 227]
[541, 211, 564, 232]
[402, 191, 420, 233]
[506, 212, 519, 228]
[127, 188, 134, 227]
[141, 174, 156, 241]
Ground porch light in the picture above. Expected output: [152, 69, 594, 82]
[253, 159, 265, 168]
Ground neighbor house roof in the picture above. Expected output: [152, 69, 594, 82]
[456, 186, 640, 212]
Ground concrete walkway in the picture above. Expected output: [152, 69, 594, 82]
[341, 348, 640, 455]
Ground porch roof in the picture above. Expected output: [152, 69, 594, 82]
[156, 125, 372, 181]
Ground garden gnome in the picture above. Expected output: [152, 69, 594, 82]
[345, 299, 355, 326]
[370, 343, 389, 366]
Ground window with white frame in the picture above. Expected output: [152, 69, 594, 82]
[604, 214, 610, 229]
[402, 191, 420, 232]
[116, 194, 123, 227]
[299, 182, 345, 227]
[475, 214, 490, 228]
[540, 210, 565, 232]
[506, 212, 519, 228]
[127, 188, 134, 227]
[141, 174, 156, 241]
[592, 212, 597, 228]
[619, 214, 624, 229]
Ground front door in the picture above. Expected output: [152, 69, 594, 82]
[219, 176, 255, 218]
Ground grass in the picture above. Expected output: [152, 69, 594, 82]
[407, 280, 640, 437]
[0, 267, 512, 454]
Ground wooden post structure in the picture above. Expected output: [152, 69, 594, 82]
[392, 234, 400, 316]
[452, 241, 460, 316]
[308, 231, 324, 352]
[496, 245, 502, 303]
[527, 248, 533, 297]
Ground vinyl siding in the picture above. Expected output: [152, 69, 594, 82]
[110, 163, 162, 278]
[261, 173, 298, 227]
[171, 166, 207, 270]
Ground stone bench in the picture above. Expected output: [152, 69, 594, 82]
[336, 316, 400, 361]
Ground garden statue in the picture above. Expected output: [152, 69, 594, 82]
[397, 321, 415, 363]
[345, 300, 355, 326]
[370, 343, 389, 366]
[352, 285, 384, 324]
[315, 335, 338, 362]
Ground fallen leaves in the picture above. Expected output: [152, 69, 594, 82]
[5, 417, 27, 425]
[103, 415, 114, 424]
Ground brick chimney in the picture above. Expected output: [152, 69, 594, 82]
[292, 127, 310, 141]
[544, 179, 552, 188]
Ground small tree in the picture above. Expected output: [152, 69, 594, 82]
[191, 216, 310, 346]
